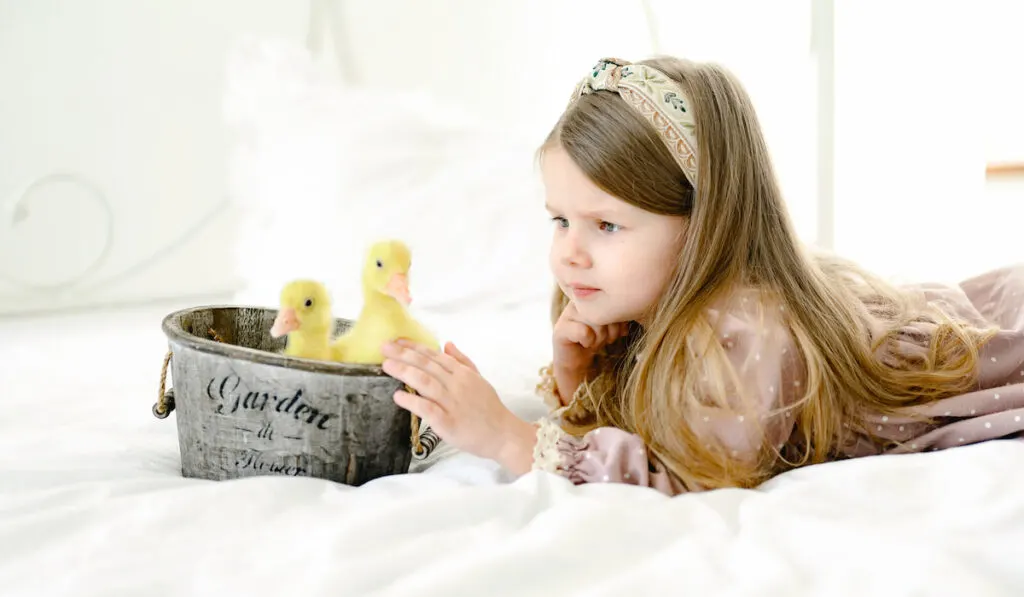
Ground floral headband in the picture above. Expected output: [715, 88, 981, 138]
[569, 58, 699, 187]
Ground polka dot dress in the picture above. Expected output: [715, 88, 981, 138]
[834, 264, 1024, 457]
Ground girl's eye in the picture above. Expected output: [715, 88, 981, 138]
[600, 221, 621, 233]
[551, 216, 569, 228]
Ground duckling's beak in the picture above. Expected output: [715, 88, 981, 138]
[386, 273, 412, 306]
[270, 307, 300, 338]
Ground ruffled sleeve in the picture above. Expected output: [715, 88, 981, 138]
[531, 415, 689, 495]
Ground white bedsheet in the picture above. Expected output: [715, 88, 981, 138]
[2, 303, 1024, 596]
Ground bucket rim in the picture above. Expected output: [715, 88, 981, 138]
[161, 304, 393, 377]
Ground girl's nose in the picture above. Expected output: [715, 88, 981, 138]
[559, 230, 592, 269]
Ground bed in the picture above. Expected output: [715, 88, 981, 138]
[3, 299, 1024, 596]
[4, 13, 1024, 597]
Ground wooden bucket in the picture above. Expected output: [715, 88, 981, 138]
[155, 305, 414, 486]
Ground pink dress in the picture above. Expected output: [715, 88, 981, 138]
[530, 265, 1024, 496]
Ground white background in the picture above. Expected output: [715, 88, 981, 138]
[0, 0, 1021, 316]
[2, 5, 1024, 595]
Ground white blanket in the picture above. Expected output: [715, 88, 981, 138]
[3, 303, 1024, 596]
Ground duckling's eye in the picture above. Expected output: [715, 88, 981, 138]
[304, 298, 313, 308]
[375, 259, 383, 268]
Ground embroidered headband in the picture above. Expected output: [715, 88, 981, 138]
[568, 58, 699, 186]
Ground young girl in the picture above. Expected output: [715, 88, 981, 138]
[380, 56, 1024, 496]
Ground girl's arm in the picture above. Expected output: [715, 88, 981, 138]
[521, 297, 802, 496]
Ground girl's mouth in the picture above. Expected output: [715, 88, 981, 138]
[570, 285, 600, 299]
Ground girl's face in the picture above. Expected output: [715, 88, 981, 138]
[542, 146, 687, 327]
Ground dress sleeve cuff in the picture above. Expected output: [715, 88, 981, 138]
[529, 413, 593, 483]
[530, 415, 569, 474]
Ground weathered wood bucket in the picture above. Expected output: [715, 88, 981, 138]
[155, 305, 414, 486]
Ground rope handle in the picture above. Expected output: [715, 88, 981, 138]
[152, 350, 175, 419]
[410, 406, 424, 457]
[153, 328, 217, 419]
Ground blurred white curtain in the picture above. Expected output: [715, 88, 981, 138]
[980, 2, 1024, 164]
[647, 0, 817, 243]
[0, 1, 309, 315]
[325, 0, 1023, 285]
[327, 0, 656, 135]
[327, 0, 819, 242]
[831, 2, 1016, 284]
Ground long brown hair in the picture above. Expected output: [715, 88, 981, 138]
[541, 57, 995, 491]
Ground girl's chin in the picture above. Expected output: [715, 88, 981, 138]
[574, 306, 622, 328]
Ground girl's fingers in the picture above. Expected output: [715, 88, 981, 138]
[566, 322, 596, 348]
[388, 340, 455, 375]
[562, 306, 633, 350]
[393, 389, 445, 423]
[611, 322, 625, 341]
[443, 342, 478, 372]
[605, 323, 618, 342]
[382, 359, 447, 400]
[566, 310, 619, 347]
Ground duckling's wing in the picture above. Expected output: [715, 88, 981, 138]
[329, 333, 352, 362]
[399, 318, 440, 351]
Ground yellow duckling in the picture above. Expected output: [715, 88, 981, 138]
[330, 240, 438, 364]
[270, 280, 335, 361]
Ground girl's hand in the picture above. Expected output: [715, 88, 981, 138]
[381, 340, 536, 472]
[551, 301, 629, 405]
